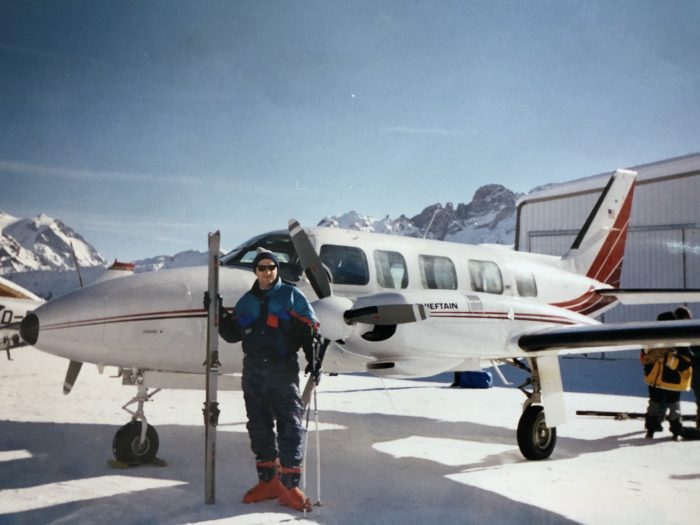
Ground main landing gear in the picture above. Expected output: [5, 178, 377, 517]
[112, 369, 161, 465]
[511, 358, 557, 460]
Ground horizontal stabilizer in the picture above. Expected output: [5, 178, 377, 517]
[519, 319, 700, 352]
[596, 288, 700, 305]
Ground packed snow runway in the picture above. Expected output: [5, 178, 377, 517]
[1, 349, 698, 524]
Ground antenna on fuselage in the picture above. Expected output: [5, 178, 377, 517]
[423, 208, 440, 239]
[70, 242, 84, 288]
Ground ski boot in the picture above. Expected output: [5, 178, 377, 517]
[278, 466, 312, 512]
[644, 416, 662, 439]
[669, 419, 685, 441]
[242, 460, 281, 503]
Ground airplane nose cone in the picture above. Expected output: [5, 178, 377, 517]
[20, 312, 39, 346]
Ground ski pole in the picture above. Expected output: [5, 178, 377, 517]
[302, 402, 311, 517]
[313, 382, 322, 506]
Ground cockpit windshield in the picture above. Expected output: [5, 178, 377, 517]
[220, 230, 302, 282]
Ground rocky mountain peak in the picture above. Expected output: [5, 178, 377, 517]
[320, 183, 521, 244]
[0, 212, 106, 274]
[457, 184, 516, 219]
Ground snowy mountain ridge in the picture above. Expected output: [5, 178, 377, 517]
[1, 182, 520, 298]
[319, 183, 519, 246]
[0, 211, 106, 274]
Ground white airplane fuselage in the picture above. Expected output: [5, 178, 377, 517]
[23, 169, 637, 378]
[25, 230, 604, 376]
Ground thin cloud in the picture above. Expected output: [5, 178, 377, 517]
[46, 209, 199, 233]
[380, 126, 460, 137]
[84, 218, 198, 231]
[0, 43, 101, 65]
[79, 219, 200, 247]
[85, 226, 195, 246]
[0, 159, 202, 186]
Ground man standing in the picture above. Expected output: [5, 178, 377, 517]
[218, 249, 318, 512]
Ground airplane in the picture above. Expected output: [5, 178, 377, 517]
[1, 276, 44, 358]
[18, 168, 700, 464]
[1, 259, 133, 358]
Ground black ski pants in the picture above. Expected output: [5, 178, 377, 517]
[242, 356, 305, 468]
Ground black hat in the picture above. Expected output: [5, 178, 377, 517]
[252, 249, 280, 268]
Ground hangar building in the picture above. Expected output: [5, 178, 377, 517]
[516, 152, 700, 331]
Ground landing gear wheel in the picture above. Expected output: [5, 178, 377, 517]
[112, 420, 159, 465]
[517, 405, 556, 460]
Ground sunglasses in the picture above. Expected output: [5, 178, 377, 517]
[256, 264, 277, 272]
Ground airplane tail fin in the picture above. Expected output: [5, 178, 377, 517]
[562, 169, 636, 287]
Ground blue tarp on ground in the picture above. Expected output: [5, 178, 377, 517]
[456, 370, 493, 389]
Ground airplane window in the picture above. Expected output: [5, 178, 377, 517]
[516, 270, 538, 297]
[419, 255, 457, 290]
[374, 250, 408, 289]
[320, 245, 369, 285]
[220, 232, 302, 282]
[468, 260, 503, 294]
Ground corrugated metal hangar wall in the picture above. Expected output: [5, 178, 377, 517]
[516, 153, 700, 336]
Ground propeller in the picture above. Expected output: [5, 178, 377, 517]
[289, 219, 332, 300]
[289, 219, 428, 337]
[288, 219, 428, 405]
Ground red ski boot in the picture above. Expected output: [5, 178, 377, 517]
[278, 466, 312, 512]
[242, 460, 281, 503]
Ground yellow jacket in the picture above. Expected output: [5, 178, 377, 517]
[642, 347, 692, 391]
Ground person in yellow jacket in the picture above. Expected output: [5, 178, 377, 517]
[642, 311, 693, 439]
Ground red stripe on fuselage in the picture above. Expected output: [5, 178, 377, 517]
[427, 310, 577, 326]
[41, 309, 207, 331]
[551, 290, 616, 316]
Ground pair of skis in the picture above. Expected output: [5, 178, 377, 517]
[577, 409, 696, 421]
[577, 410, 700, 440]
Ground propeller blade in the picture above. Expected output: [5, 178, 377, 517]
[344, 304, 428, 325]
[63, 360, 83, 395]
[289, 219, 332, 299]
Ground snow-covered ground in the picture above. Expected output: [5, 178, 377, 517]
[1, 349, 698, 524]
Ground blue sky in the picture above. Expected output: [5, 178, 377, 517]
[1, 0, 699, 262]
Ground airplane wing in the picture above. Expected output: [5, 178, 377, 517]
[519, 319, 700, 352]
[0, 276, 43, 302]
[595, 288, 700, 305]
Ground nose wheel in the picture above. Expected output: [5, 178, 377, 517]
[113, 420, 159, 465]
[112, 370, 161, 465]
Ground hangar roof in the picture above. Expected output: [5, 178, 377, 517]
[518, 152, 700, 206]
